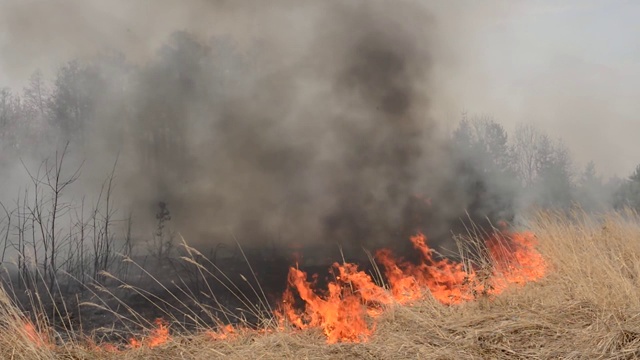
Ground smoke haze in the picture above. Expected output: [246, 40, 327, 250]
[116, 1, 467, 254]
[0, 0, 637, 259]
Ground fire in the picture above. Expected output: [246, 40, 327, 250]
[486, 230, 547, 293]
[129, 318, 170, 348]
[280, 230, 546, 343]
[376, 234, 479, 304]
[207, 324, 237, 340]
[280, 266, 379, 343]
[128, 338, 141, 349]
[17, 230, 546, 349]
[22, 322, 49, 347]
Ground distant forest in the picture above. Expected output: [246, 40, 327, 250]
[1, 32, 637, 215]
[0, 30, 639, 290]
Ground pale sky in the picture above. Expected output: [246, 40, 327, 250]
[0, 0, 638, 177]
[419, 0, 640, 177]
[470, 0, 640, 177]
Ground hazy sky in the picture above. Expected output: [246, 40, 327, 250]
[472, 0, 640, 178]
[0, 0, 638, 177]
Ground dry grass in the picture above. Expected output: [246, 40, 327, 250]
[4, 210, 640, 359]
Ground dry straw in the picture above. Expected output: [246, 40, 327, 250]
[3, 209, 640, 359]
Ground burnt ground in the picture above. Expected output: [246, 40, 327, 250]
[0, 245, 383, 345]
[0, 225, 492, 346]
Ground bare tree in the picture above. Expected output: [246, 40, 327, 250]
[511, 123, 547, 187]
[0, 202, 12, 268]
[91, 158, 119, 281]
[10, 189, 36, 289]
[148, 201, 173, 262]
[0, 87, 22, 152]
[23, 143, 82, 289]
[22, 70, 51, 153]
[23, 70, 49, 119]
[511, 123, 576, 208]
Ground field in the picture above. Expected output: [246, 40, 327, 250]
[2, 210, 640, 359]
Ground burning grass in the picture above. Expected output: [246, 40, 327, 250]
[4, 210, 640, 358]
[278, 229, 546, 344]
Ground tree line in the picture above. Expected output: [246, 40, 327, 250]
[1, 31, 640, 292]
[451, 113, 630, 214]
[2, 31, 637, 216]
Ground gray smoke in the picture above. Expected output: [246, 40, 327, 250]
[0, 1, 511, 259]
[125, 2, 451, 252]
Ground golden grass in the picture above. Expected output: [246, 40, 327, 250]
[4, 210, 640, 359]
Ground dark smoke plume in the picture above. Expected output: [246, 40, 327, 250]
[1, 1, 515, 263]
[117, 1, 508, 261]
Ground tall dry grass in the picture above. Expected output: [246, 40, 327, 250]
[3, 209, 640, 359]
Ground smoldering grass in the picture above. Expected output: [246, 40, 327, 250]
[177, 254, 258, 320]
[178, 238, 277, 327]
[75, 238, 280, 342]
[232, 233, 275, 318]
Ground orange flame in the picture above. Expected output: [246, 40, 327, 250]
[486, 230, 547, 293]
[207, 324, 237, 340]
[376, 233, 483, 304]
[18, 229, 546, 349]
[281, 265, 378, 343]
[22, 322, 49, 347]
[16, 230, 545, 349]
[280, 230, 546, 343]
[129, 318, 170, 348]
[128, 338, 141, 349]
